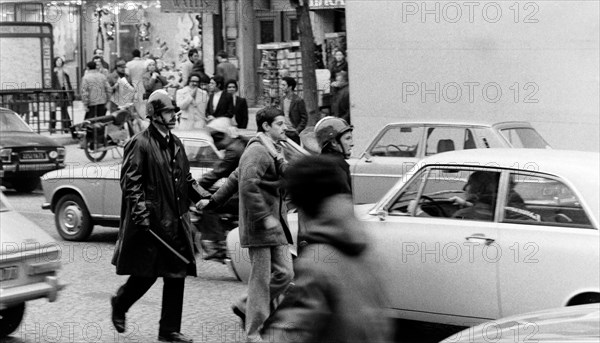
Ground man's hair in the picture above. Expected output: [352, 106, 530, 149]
[286, 155, 349, 217]
[189, 72, 209, 85]
[188, 48, 198, 59]
[87, 61, 97, 70]
[281, 76, 296, 91]
[115, 59, 126, 68]
[211, 75, 225, 90]
[93, 48, 102, 55]
[217, 50, 228, 59]
[256, 106, 284, 132]
[132, 49, 141, 58]
[225, 79, 238, 91]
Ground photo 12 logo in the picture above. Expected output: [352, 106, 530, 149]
[402, 82, 540, 104]
[401, 2, 540, 24]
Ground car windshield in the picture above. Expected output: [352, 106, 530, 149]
[0, 110, 33, 132]
[500, 128, 550, 148]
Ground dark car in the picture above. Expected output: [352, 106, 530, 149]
[0, 107, 66, 192]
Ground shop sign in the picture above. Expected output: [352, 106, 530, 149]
[161, 0, 219, 14]
[309, 0, 345, 9]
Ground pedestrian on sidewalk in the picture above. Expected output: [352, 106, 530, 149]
[110, 90, 209, 343]
[107, 59, 135, 113]
[216, 50, 238, 83]
[50, 56, 73, 133]
[125, 49, 147, 122]
[206, 75, 234, 121]
[81, 61, 111, 120]
[278, 76, 308, 145]
[260, 155, 392, 343]
[225, 80, 248, 129]
[200, 107, 293, 341]
[176, 72, 208, 130]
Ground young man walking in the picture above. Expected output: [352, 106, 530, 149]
[279, 76, 308, 144]
[202, 107, 294, 341]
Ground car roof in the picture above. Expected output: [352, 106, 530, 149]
[419, 148, 600, 221]
[383, 120, 534, 128]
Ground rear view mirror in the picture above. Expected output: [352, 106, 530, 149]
[400, 127, 413, 133]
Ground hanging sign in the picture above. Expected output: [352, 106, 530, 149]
[161, 0, 219, 14]
[309, 0, 346, 9]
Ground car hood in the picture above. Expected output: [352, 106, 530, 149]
[0, 131, 60, 148]
[0, 210, 57, 255]
[442, 304, 600, 343]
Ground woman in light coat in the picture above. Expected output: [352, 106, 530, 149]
[176, 72, 208, 129]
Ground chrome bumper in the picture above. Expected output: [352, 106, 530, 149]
[0, 276, 66, 310]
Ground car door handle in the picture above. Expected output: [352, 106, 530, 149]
[465, 235, 495, 246]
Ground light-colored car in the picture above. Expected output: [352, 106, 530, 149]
[440, 303, 600, 343]
[40, 130, 307, 241]
[0, 191, 65, 338]
[227, 149, 599, 326]
[350, 121, 551, 204]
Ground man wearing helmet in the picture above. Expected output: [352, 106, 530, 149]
[196, 117, 246, 262]
[314, 116, 354, 193]
[111, 90, 209, 343]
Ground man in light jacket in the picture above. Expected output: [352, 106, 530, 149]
[201, 107, 294, 341]
[176, 73, 208, 130]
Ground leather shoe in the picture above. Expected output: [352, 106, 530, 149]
[158, 332, 193, 343]
[231, 304, 246, 330]
[111, 296, 126, 333]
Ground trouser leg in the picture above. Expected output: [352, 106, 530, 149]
[243, 245, 294, 341]
[159, 277, 185, 333]
[114, 276, 157, 313]
[60, 105, 72, 129]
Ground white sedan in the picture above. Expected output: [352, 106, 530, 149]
[227, 149, 599, 326]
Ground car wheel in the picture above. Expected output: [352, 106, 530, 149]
[55, 193, 93, 241]
[84, 138, 107, 162]
[12, 177, 40, 193]
[0, 303, 25, 338]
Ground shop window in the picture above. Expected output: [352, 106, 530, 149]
[1, 2, 44, 22]
[0, 4, 16, 22]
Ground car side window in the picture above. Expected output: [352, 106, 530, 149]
[425, 127, 466, 156]
[387, 169, 427, 215]
[369, 126, 422, 157]
[182, 139, 220, 168]
[391, 168, 501, 222]
[502, 173, 592, 227]
[499, 128, 549, 149]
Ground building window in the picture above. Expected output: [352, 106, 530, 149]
[260, 20, 275, 44]
[0, 2, 44, 22]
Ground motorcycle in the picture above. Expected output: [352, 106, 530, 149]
[71, 109, 135, 162]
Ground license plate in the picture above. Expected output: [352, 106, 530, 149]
[21, 152, 46, 160]
[0, 265, 19, 282]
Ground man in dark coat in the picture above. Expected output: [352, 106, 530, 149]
[206, 75, 234, 120]
[279, 76, 308, 144]
[110, 90, 208, 343]
[314, 116, 354, 193]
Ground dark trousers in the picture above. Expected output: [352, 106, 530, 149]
[114, 276, 185, 333]
[49, 104, 72, 131]
[85, 104, 107, 120]
[198, 209, 226, 241]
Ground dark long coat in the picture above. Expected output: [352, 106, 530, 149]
[112, 124, 203, 278]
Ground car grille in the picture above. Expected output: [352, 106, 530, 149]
[20, 151, 49, 162]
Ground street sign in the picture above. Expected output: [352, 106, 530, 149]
[161, 0, 219, 14]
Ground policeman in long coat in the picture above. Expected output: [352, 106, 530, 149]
[111, 90, 207, 343]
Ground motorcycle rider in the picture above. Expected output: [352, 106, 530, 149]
[314, 116, 354, 193]
[197, 117, 247, 262]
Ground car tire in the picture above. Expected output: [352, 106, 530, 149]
[0, 303, 25, 338]
[12, 177, 40, 193]
[55, 193, 94, 241]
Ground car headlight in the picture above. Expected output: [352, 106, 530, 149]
[0, 148, 12, 163]
[49, 151, 58, 159]
[56, 147, 66, 161]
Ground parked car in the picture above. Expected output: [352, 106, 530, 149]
[227, 149, 599, 326]
[0, 107, 66, 193]
[440, 304, 600, 343]
[40, 129, 307, 241]
[350, 121, 551, 204]
[0, 191, 65, 338]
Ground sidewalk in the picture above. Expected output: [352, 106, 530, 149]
[42, 101, 263, 146]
